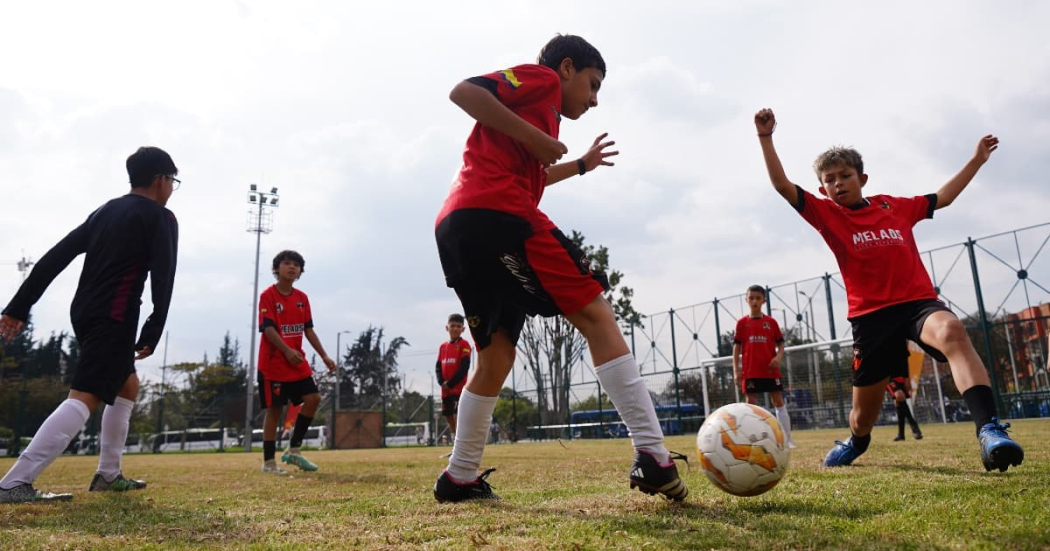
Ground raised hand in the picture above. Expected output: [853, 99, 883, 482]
[580, 132, 619, 172]
[0, 314, 24, 342]
[754, 108, 777, 136]
[974, 135, 999, 163]
[527, 132, 569, 167]
[135, 346, 153, 360]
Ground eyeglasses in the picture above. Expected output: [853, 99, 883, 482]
[160, 175, 181, 190]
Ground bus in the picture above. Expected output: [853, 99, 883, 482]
[146, 428, 239, 452]
[245, 426, 327, 449]
[566, 404, 703, 439]
[384, 422, 430, 446]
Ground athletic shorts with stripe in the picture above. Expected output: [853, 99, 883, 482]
[886, 376, 911, 399]
[258, 373, 319, 409]
[71, 318, 138, 406]
[436, 209, 610, 350]
[850, 298, 951, 387]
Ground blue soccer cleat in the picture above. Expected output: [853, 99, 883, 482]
[978, 418, 1024, 472]
[823, 438, 863, 467]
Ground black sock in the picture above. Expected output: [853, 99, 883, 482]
[850, 432, 871, 454]
[896, 403, 907, 436]
[289, 414, 314, 449]
[904, 404, 920, 433]
[264, 440, 276, 461]
[962, 385, 996, 435]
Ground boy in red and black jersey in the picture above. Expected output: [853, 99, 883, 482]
[435, 314, 472, 441]
[733, 285, 794, 448]
[886, 369, 922, 442]
[257, 250, 336, 474]
[755, 108, 1022, 472]
[433, 35, 687, 503]
[0, 147, 179, 502]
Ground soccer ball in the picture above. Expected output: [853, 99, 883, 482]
[696, 402, 789, 497]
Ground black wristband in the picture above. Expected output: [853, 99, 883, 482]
[576, 158, 586, 176]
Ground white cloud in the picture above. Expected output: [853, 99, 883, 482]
[1, 1, 1048, 393]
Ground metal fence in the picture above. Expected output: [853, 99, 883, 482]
[506, 222, 1050, 439]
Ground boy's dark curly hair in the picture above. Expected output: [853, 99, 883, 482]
[272, 250, 305, 279]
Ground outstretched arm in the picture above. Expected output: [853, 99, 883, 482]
[450, 80, 567, 166]
[754, 108, 799, 206]
[935, 135, 998, 210]
[545, 133, 620, 186]
[1, 221, 90, 333]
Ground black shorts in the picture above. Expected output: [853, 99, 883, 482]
[850, 298, 951, 387]
[258, 374, 319, 409]
[441, 395, 461, 417]
[744, 377, 784, 394]
[886, 377, 911, 399]
[71, 318, 137, 406]
[436, 209, 610, 350]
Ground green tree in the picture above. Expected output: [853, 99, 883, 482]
[342, 326, 409, 408]
[492, 387, 537, 441]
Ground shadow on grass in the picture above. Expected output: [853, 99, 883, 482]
[0, 493, 247, 543]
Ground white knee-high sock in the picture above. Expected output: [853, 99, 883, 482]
[595, 354, 669, 463]
[776, 404, 794, 443]
[0, 399, 90, 489]
[98, 397, 134, 479]
[446, 390, 497, 483]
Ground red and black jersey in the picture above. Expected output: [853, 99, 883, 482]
[734, 314, 784, 380]
[793, 186, 939, 318]
[3, 194, 178, 351]
[436, 64, 563, 233]
[436, 337, 472, 398]
[258, 285, 314, 382]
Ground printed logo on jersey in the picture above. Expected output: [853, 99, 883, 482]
[296, 302, 304, 309]
[762, 322, 771, 330]
[881, 200, 891, 210]
[852, 227, 906, 250]
[499, 253, 546, 299]
[466, 315, 481, 329]
[275, 302, 284, 314]
[498, 69, 522, 89]
[281, 323, 305, 335]
[272, 382, 282, 396]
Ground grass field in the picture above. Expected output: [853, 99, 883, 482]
[1, 419, 1048, 550]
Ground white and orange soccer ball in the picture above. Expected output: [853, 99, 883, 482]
[696, 402, 790, 497]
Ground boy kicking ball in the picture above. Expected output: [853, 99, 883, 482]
[754, 108, 1023, 472]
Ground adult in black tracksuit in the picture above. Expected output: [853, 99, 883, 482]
[0, 147, 179, 503]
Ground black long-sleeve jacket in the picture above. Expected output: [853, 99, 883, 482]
[2, 194, 179, 351]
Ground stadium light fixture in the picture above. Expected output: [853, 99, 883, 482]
[244, 183, 281, 452]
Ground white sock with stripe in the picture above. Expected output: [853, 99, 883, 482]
[446, 390, 498, 483]
[776, 404, 794, 443]
[98, 397, 135, 480]
[0, 399, 90, 489]
[595, 354, 669, 464]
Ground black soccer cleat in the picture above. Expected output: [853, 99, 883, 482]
[629, 450, 688, 502]
[893, 434, 905, 442]
[433, 468, 500, 503]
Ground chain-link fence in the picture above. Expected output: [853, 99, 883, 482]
[505, 222, 1050, 440]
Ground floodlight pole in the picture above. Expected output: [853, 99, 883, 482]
[244, 185, 279, 452]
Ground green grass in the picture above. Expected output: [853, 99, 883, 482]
[1, 419, 1048, 550]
